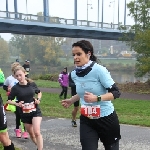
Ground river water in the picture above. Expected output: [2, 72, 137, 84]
[0, 66, 148, 84]
[110, 71, 148, 83]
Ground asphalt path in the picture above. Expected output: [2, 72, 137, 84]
[6, 112, 150, 150]
[4, 87, 150, 149]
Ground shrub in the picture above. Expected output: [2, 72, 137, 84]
[31, 73, 59, 81]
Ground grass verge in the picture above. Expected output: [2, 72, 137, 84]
[1, 88, 150, 127]
[35, 80, 60, 88]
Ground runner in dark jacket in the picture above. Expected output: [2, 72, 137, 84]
[0, 94, 15, 150]
[69, 70, 79, 127]
[22, 60, 30, 78]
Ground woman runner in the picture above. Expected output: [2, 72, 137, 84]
[61, 40, 121, 150]
[7, 66, 43, 150]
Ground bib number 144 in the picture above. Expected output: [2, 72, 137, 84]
[80, 105, 100, 119]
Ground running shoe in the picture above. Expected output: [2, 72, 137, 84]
[22, 131, 29, 139]
[71, 120, 77, 127]
[14, 129, 21, 138]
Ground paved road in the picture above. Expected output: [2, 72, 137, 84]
[6, 112, 150, 150]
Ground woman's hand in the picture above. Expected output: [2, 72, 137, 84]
[60, 99, 73, 108]
[34, 98, 40, 104]
[8, 86, 11, 92]
[15, 102, 19, 107]
[17, 101, 24, 107]
[84, 92, 97, 103]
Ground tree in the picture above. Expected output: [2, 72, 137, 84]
[38, 36, 64, 65]
[9, 34, 28, 61]
[9, 34, 64, 66]
[0, 36, 9, 63]
[122, 0, 150, 77]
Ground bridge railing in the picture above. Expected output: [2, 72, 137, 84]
[0, 11, 131, 30]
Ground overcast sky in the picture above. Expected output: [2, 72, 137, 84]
[0, 0, 134, 41]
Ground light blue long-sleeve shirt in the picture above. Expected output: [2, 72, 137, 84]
[71, 63, 115, 117]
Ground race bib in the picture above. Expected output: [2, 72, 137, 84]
[26, 68, 30, 72]
[22, 102, 36, 113]
[80, 105, 100, 119]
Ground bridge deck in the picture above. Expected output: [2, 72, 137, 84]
[0, 11, 131, 40]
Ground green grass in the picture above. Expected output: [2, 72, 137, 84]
[35, 80, 60, 88]
[1, 88, 150, 127]
[113, 99, 150, 127]
[41, 95, 150, 127]
[39, 93, 75, 118]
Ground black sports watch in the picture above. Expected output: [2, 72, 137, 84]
[37, 98, 41, 101]
[97, 95, 101, 102]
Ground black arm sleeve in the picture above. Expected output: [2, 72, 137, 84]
[0, 94, 3, 104]
[106, 83, 121, 99]
[69, 72, 75, 87]
[30, 82, 40, 94]
[3, 85, 8, 91]
[8, 86, 16, 101]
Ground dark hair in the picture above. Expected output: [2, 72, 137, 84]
[72, 40, 97, 61]
[16, 59, 19, 62]
[63, 67, 67, 73]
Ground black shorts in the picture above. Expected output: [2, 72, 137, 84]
[21, 112, 42, 124]
[71, 87, 79, 107]
[0, 95, 7, 131]
[74, 100, 79, 107]
[21, 107, 42, 124]
[71, 86, 76, 96]
[80, 111, 121, 145]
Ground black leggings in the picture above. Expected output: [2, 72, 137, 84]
[0, 95, 7, 130]
[80, 112, 121, 150]
[104, 141, 119, 150]
[60, 86, 68, 99]
[4, 142, 15, 150]
[15, 106, 21, 129]
[81, 139, 119, 150]
[15, 106, 26, 130]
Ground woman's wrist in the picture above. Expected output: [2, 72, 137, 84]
[69, 97, 74, 103]
[70, 95, 79, 103]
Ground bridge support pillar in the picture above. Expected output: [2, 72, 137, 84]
[43, 0, 49, 22]
[74, 0, 77, 25]
[101, 0, 103, 28]
[14, 0, 18, 19]
[6, 0, 9, 17]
